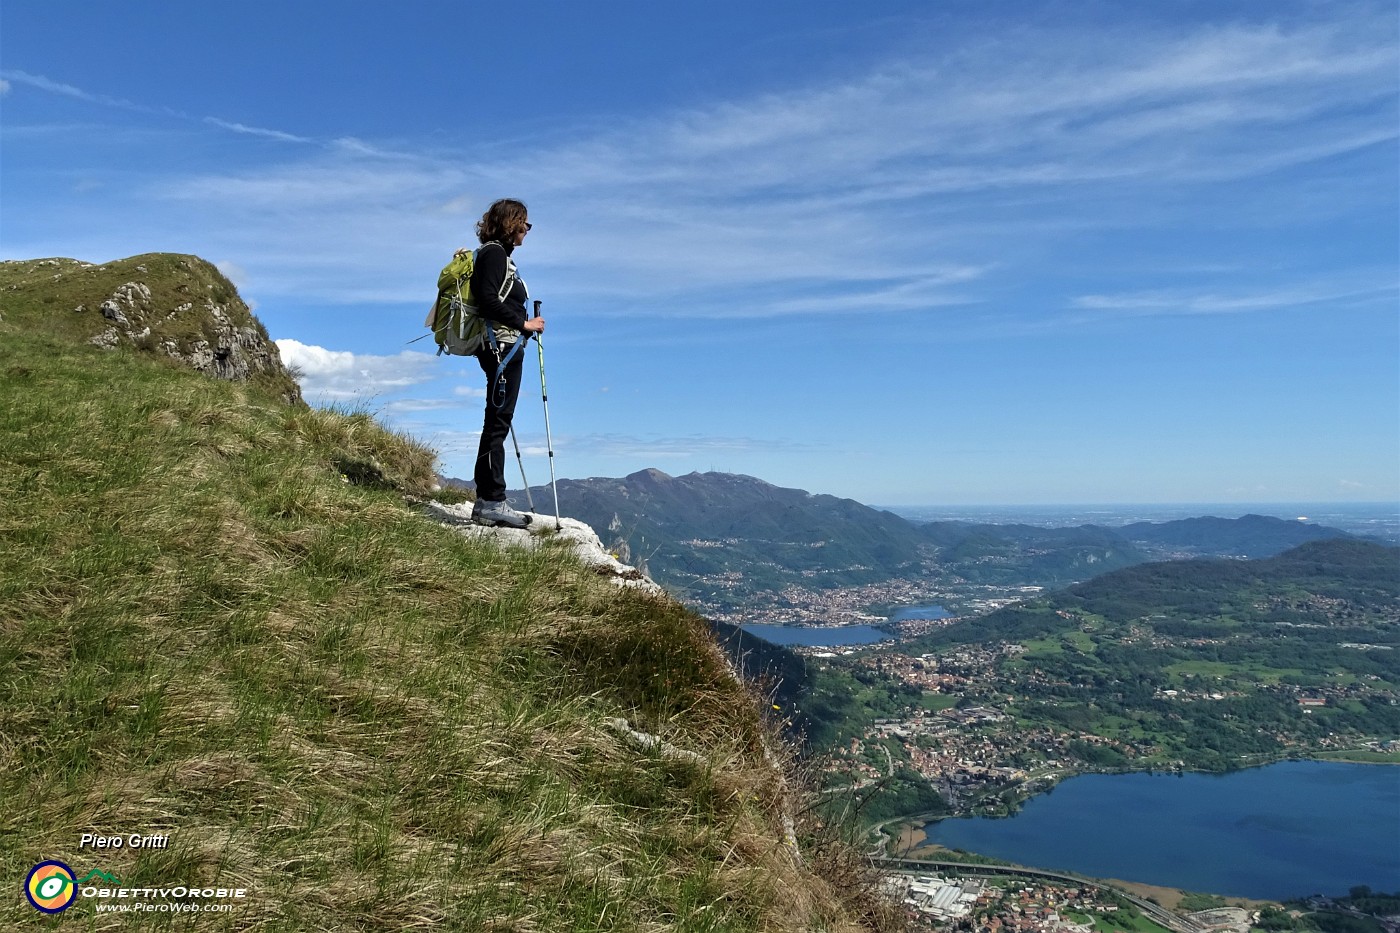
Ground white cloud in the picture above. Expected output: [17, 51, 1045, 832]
[1071, 280, 1398, 317]
[203, 117, 313, 144]
[274, 339, 440, 401]
[511, 16, 1396, 207]
[377, 385, 486, 416]
[2, 69, 115, 103]
[0, 79, 10, 96]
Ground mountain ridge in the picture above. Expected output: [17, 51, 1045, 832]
[505, 469, 933, 602]
[482, 468, 1363, 605]
[1117, 512, 1358, 556]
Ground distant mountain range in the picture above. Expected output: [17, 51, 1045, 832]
[449, 468, 1369, 604]
[1116, 513, 1356, 558]
[914, 536, 1400, 649]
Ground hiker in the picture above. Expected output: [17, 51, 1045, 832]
[469, 198, 545, 528]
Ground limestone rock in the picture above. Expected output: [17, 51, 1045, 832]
[426, 502, 666, 596]
[0, 253, 303, 406]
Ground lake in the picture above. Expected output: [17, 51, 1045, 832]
[920, 760, 1400, 900]
[738, 622, 892, 646]
[740, 604, 950, 647]
[888, 604, 953, 624]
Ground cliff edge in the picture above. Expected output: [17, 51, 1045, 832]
[0, 253, 896, 931]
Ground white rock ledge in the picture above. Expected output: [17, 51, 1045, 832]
[427, 502, 666, 597]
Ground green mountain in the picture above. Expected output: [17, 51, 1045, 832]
[501, 471, 1359, 606]
[0, 256, 897, 932]
[1112, 513, 1362, 557]
[1066, 537, 1398, 623]
[516, 469, 933, 602]
[915, 537, 1399, 650]
[919, 521, 1151, 585]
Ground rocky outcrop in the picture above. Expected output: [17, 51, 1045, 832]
[425, 502, 666, 596]
[0, 254, 303, 406]
[91, 273, 287, 385]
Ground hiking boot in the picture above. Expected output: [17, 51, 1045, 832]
[471, 498, 532, 528]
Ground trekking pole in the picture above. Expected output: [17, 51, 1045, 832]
[508, 425, 535, 513]
[533, 300, 562, 531]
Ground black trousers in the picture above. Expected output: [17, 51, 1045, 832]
[473, 344, 525, 502]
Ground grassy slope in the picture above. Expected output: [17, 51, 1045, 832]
[0, 262, 894, 931]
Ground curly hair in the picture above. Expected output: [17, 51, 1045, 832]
[476, 198, 529, 244]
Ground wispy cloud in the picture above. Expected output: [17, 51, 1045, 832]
[0, 69, 189, 120]
[203, 117, 313, 144]
[513, 16, 1397, 205]
[6, 68, 320, 147]
[1072, 280, 1398, 317]
[379, 385, 486, 415]
[406, 426, 807, 476]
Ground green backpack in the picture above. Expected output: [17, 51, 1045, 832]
[425, 248, 490, 356]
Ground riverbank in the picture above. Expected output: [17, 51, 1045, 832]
[1310, 748, 1400, 764]
[893, 821, 930, 855]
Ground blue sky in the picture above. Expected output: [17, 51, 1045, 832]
[3, 0, 1397, 505]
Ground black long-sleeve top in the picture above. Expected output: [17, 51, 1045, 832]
[469, 240, 529, 335]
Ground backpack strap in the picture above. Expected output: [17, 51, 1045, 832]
[485, 327, 528, 408]
[477, 241, 518, 303]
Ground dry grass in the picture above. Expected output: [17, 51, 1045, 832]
[0, 321, 898, 931]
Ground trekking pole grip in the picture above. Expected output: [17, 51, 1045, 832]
[533, 300, 541, 318]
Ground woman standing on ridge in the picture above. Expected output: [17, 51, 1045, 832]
[469, 198, 545, 528]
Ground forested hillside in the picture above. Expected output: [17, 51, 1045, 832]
[906, 539, 1400, 770]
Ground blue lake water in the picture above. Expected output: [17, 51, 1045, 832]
[888, 605, 953, 623]
[738, 623, 892, 646]
[740, 604, 949, 646]
[922, 760, 1400, 900]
